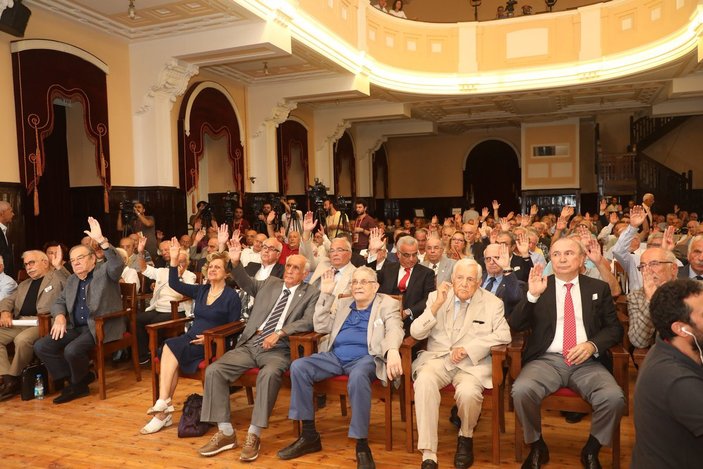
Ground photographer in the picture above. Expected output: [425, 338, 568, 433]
[189, 201, 218, 231]
[253, 201, 273, 234]
[324, 198, 350, 240]
[280, 197, 303, 235]
[117, 200, 157, 255]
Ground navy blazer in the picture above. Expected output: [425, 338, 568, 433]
[509, 275, 622, 365]
[482, 272, 526, 319]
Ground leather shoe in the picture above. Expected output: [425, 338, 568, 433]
[563, 411, 586, 424]
[580, 451, 602, 469]
[449, 404, 461, 429]
[277, 433, 322, 460]
[421, 460, 438, 469]
[356, 448, 375, 469]
[0, 380, 20, 401]
[454, 435, 474, 468]
[521, 440, 549, 469]
[53, 383, 89, 404]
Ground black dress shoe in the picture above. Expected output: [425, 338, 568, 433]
[0, 380, 20, 401]
[421, 460, 438, 469]
[449, 404, 461, 429]
[562, 411, 587, 423]
[454, 436, 474, 469]
[356, 448, 376, 469]
[277, 433, 322, 460]
[580, 452, 602, 469]
[521, 440, 549, 469]
[53, 383, 89, 404]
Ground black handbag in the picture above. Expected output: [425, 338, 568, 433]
[177, 393, 212, 438]
[20, 363, 48, 401]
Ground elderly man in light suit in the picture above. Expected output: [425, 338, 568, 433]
[34, 217, 125, 404]
[0, 250, 68, 400]
[197, 234, 318, 462]
[279, 266, 404, 468]
[411, 258, 511, 469]
[421, 235, 456, 287]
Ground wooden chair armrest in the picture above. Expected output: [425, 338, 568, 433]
[94, 309, 133, 324]
[507, 335, 525, 380]
[289, 332, 325, 360]
[491, 344, 507, 388]
[38, 313, 52, 337]
[145, 317, 194, 359]
[170, 297, 193, 320]
[202, 320, 246, 361]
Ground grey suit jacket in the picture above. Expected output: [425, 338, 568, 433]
[0, 267, 69, 318]
[314, 292, 403, 385]
[308, 260, 356, 297]
[51, 246, 125, 342]
[410, 288, 511, 389]
[231, 263, 318, 347]
[421, 255, 456, 286]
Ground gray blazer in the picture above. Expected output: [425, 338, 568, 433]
[0, 267, 69, 318]
[231, 263, 318, 347]
[51, 246, 125, 343]
[422, 255, 456, 286]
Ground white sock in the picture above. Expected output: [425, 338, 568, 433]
[422, 450, 438, 462]
[218, 422, 234, 436]
[248, 424, 262, 437]
[153, 398, 171, 411]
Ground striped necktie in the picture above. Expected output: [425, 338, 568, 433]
[254, 288, 291, 346]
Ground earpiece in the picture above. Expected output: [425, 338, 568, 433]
[682, 327, 693, 336]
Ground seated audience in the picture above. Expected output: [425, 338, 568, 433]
[34, 217, 125, 404]
[245, 237, 284, 280]
[115, 247, 141, 292]
[0, 255, 17, 301]
[631, 279, 703, 468]
[240, 231, 265, 267]
[0, 250, 68, 400]
[44, 241, 69, 273]
[411, 259, 511, 469]
[421, 235, 456, 286]
[448, 231, 471, 260]
[482, 243, 525, 319]
[388, 0, 407, 18]
[195, 238, 317, 461]
[279, 267, 403, 468]
[373, 0, 389, 13]
[679, 235, 703, 279]
[140, 239, 241, 434]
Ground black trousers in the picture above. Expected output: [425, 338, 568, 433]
[34, 326, 94, 385]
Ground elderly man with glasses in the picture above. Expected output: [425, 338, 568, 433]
[278, 266, 404, 469]
[412, 258, 511, 469]
[34, 217, 124, 404]
[244, 237, 284, 280]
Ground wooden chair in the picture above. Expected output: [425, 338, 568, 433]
[146, 317, 245, 402]
[37, 282, 142, 400]
[508, 336, 628, 469]
[288, 330, 395, 450]
[612, 260, 628, 295]
[399, 336, 507, 463]
[16, 269, 28, 283]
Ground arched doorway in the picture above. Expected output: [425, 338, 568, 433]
[276, 119, 309, 198]
[464, 140, 521, 214]
[333, 131, 355, 198]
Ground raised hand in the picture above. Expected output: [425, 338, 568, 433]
[516, 232, 530, 256]
[320, 268, 335, 295]
[527, 264, 548, 297]
[168, 237, 180, 266]
[520, 214, 530, 227]
[499, 217, 510, 233]
[481, 207, 489, 219]
[194, 227, 206, 244]
[608, 212, 619, 225]
[661, 225, 675, 251]
[83, 217, 105, 244]
[302, 211, 315, 233]
[642, 270, 658, 301]
[497, 243, 511, 271]
[49, 245, 64, 270]
[227, 234, 242, 265]
[585, 237, 602, 263]
[137, 233, 147, 254]
[492, 200, 501, 211]
[431, 281, 452, 315]
[629, 205, 646, 227]
[267, 210, 276, 225]
[193, 219, 202, 232]
[368, 227, 385, 252]
[217, 223, 229, 246]
[506, 211, 515, 221]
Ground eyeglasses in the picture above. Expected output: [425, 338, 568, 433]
[23, 260, 38, 268]
[69, 254, 92, 264]
[484, 256, 501, 263]
[328, 248, 351, 254]
[399, 251, 418, 259]
[262, 245, 281, 252]
[351, 279, 377, 286]
[454, 276, 478, 284]
[637, 261, 673, 271]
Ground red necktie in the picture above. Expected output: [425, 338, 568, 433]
[398, 267, 411, 292]
[562, 283, 576, 365]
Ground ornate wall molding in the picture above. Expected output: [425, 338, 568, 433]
[137, 59, 199, 114]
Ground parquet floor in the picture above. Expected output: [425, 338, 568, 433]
[1, 362, 635, 468]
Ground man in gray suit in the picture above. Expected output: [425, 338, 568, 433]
[0, 250, 68, 400]
[198, 241, 318, 462]
[34, 217, 125, 404]
[421, 235, 455, 287]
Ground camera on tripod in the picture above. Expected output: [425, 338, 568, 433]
[119, 200, 136, 225]
[222, 192, 239, 226]
[307, 178, 329, 210]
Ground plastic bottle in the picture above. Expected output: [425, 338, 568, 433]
[34, 374, 44, 400]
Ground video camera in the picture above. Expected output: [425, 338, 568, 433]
[119, 200, 136, 225]
[221, 192, 239, 226]
[307, 178, 329, 210]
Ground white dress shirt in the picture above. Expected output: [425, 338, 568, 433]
[258, 283, 300, 332]
[545, 276, 588, 354]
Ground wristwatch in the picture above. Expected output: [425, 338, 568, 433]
[275, 330, 285, 337]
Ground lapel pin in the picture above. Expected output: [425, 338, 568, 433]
[592, 293, 598, 300]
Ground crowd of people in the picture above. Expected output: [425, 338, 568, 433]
[0, 191, 702, 468]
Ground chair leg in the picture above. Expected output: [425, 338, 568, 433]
[514, 412, 523, 462]
[498, 386, 505, 433]
[398, 383, 406, 422]
[131, 345, 142, 382]
[612, 420, 621, 469]
[384, 387, 392, 451]
[151, 362, 159, 403]
[245, 387, 254, 405]
[95, 348, 107, 400]
[404, 384, 414, 453]
[340, 394, 347, 417]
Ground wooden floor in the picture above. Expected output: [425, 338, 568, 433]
[2, 362, 636, 468]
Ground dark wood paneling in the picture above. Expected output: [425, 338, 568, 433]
[375, 197, 467, 223]
[106, 187, 187, 242]
[521, 189, 581, 216]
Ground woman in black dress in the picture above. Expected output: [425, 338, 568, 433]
[141, 237, 241, 434]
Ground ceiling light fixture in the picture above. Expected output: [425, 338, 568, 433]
[128, 0, 136, 20]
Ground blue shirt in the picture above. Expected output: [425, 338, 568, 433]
[333, 299, 373, 364]
[482, 273, 503, 294]
[0, 271, 18, 301]
[72, 271, 94, 327]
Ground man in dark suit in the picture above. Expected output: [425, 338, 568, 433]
[482, 243, 525, 319]
[495, 231, 533, 283]
[367, 230, 435, 331]
[0, 201, 15, 279]
[509, 237, 625, 469]
[34, 217, 125, 404]
[244, 237, 284, 280]
[198, 242, 318, 462]
[0, 250, 69, 399]
[678, 235, 703, 280]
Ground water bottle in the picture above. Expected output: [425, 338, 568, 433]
[34, 374, 44, 400]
